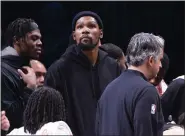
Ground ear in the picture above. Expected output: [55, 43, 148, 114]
[13, 36, 19, 45]
[100, 29, 103, 39]
[148, 56, 155, 67]
[72, 31, 76, 41]
[13, 36, 24, 46]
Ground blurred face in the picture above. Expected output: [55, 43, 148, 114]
[30, 60, 46, 86]
[73, 16, 103, 51]
[19, 29, 42, 59]
[150, 67, 165, 86]
[148, 48, 164, 80]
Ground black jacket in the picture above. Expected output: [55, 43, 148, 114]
[161, 78, 185, 123]
[1, 55, 33, 132]
[44, 45, 121, 136]
[96, 70, 164, 136]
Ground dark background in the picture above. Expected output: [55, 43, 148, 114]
[1, 1, 184, 83]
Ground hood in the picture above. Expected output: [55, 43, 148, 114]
[1, 46, 30, 69]
[2, 55, 30, 70]
[61, 44, 108, 69]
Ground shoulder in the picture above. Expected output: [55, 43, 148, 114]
[134, 84, 159, 103]
[163, 126, 184, 135]
[47, 57, 68, 73]
[104, 55, 118, 65]
[7, 127, 29, 135]
[36, 121, 73, 135]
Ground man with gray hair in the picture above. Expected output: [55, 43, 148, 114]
[96, 32, 164, 136]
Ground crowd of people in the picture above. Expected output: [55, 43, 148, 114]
[1, 11, 184, 136]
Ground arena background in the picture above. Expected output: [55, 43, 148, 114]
[1, 1, 184, 83]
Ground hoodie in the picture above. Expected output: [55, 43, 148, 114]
[44, 45, 121, 136]
[1, 46, 34, 132]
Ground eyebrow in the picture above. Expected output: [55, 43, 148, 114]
[76, 20, 97, 25]
[31, 34, 42, 39]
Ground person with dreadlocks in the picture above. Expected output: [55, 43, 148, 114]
[1, 18, 42, 132]
[7, 86, 72, 135]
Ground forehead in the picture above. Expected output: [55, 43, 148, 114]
[76, 16, 98, 24]
[26, 29, 42, 37]
[31, 62, 46, 72]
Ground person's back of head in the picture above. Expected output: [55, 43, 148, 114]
[100, 43, 127, 70]
[23, 86, 66, 134]
[100, 43, 124, 60]
[126, 32, 164, 80]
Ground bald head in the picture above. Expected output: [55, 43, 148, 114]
[30, 60, 46, 86]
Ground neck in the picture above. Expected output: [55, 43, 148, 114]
[14, 44, 21, 56]
[128, 65, 150, 80]
[98, 40, 101, 47]
[82, 46, 99, 66]
[14, 44, 31, 61]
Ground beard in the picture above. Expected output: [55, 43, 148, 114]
[78, 37, 99, 51]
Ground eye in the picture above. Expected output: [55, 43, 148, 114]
[76, 25, 83, 29]
[31, 36, 39, 41]
[88, 24, 96, 28]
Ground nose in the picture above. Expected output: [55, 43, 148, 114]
[37, 39, 42, 47]
[82, 26, 90, 34]
[39, 75, 44, 84]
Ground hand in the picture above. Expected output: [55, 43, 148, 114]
[18, 66, 37, 89]
[1, 111, 10, 131]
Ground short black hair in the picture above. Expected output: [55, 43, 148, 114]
[4, 18, 38, 46]
[24, 86, 66, 134]
[100, 43, 124, 59]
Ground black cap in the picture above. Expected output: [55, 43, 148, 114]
[72, 11, 103, 31]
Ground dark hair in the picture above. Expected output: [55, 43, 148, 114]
[24, 86, 66, 134]
[161, 53, 169, 76]
[100, 43, 124, 59]
[4, 18, 38, 46]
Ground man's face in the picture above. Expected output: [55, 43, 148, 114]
[30, 60, 46, 86]
[149, 48, 164, 80]
[150, 67, 165, 86]
[19, 29, 42, 59]
[73, 16, 103, 51]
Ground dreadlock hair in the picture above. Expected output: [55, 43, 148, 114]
[4, 18, 37, 46]
[23, 86, 66, 134]
[100, 43, 125, 59]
